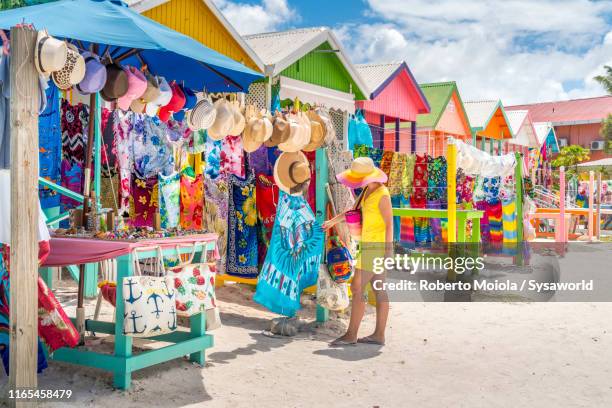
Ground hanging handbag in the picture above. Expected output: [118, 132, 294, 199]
[326, 235, 353, 283]
[122, 246, 177, 338]
[316, 265, 349, 311]
[344, 187, 367, 241]
[167, 243, 221, 330]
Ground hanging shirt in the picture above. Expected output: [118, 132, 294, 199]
[131, 173, 158, 228]
[159, 171, 180, 229]
[179, 169, 203, 230]
[220, 135, 244, 177]
[38, 83, 62, 209]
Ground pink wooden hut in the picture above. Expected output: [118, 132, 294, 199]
[355, 62, 430, 152]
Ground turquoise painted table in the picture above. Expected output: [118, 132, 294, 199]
[44, 236, 217, 390]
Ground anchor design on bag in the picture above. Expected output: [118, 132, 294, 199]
[124, 278, 142, 304]
[151, 325, 162, 333]
[147, 293, 164, 318]
[168, 305, 177, 331]
[163, 280, 175, 300]
[124, 311, 146, 335]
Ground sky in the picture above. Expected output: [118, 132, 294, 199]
[212, 0, 612, 105]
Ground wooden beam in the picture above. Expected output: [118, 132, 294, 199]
[8, 26, 39, 406]
[379, 114, 385, 149]
[411, 121, 416, 154]
[395, 118, 400, 152]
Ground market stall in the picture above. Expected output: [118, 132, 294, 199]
[0, 0, 263, 390]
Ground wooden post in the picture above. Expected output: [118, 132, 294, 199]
[8, 26, 39, 406]
[379, 114, 385, 149]
[596, 172, 602, 241]
[447, 138, 457, 243]
[515, 153, 524, 266]
[93, 92, 101, 209]
[410, 121, 416, 154]
[315, 147, 329, 323]
[588, 170, 594, 241]
[395, 117, 400, 152]
[559, 166, 566, 242]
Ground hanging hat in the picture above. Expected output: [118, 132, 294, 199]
[100, 63, 129, 102]
[130, 73, 161, 114]
[158, 81, 186, 122]
[76, 51, 107, 95]
[262, 114, 273, 142]
[229, 100, 245, 136]
[173, 86, 197, 122]
[266, 115, 290, 147]
[336, 156, 388, 189]
[51, 43, 86, 90]
[242, 117, 264, 153]
[116, 66, 147, 111]
[316, 107, 336, 146]
[145, 77, 172, 117]
[302, 110, 326, 152]
[187, 95, 217, 131]
[34, 30, 67, 77]
[207, 98, 235, 141]
[274, 151, 311, 196]
[278, 113, 309, 152]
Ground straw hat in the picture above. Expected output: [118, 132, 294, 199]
[229, 100, 245, 135]
[266, 114, 290, 147]
[302, 110, 326, 152]
[76, 51, 107, 95]
[207, 98, 235, 141]
[336, 157, 388, 189]
[52, 43, 85, 90]
[274, 151, 311, 196]
[278, 113, 309, 152]
[130, 74, 161, 114]
[316, 107, 336, 146]
[34, 30, 67, 77]
[187, 95, 217, 131]
[100, 63, 129, 102]
[242, 117, 264, 153]
[145, 77, 172, 117]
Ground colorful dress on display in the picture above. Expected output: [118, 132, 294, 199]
[158, 172, 180, 229]
[205, 137, 222, 180]
[113, 110, 134, 216]
[60, 100, 89, 216]
[502, 197, 518, 254]
[254, 192, 324, 317]
[427, 156, 447, 243]
[411, 154, 430, 246]
[486, 200, 503, 245]
[204, 175, 229, 273]
[255, 173, 279, 267]
[39, 84, 62, 209]
[226, 174, 259, 278]
[180, 168, 204, 230]
[184, 129, 206, 154]
[380, 150, 394, 181]
[353, 144, 370, 159]
[475, 200, 490, 244]
[131, 173, 158, 228]
[133, 116, 174, 178]
[248, 145, 271, 176]
[304, 151, 317, 213]
[220, 135, 245, 177]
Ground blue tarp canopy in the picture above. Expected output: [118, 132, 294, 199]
[0, 0, 263, 91]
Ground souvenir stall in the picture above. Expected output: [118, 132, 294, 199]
[416, 81, 472, 157]
[464, 100, 514, 155]
[532, 122, 560, 189]
[0, 0, 263, 390]
[354, 62, 430, 153]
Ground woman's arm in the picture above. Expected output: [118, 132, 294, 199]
[379, 194, 394, 256]
[322, 212, 346, 231]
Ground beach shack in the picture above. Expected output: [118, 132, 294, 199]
[415, 81, 471, 156]
[506, 109, 539, 156]
[354, 62, 430, 152]
[464, 100, 513, 155]
[128, 0, 264, 72]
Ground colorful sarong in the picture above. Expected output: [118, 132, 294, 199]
[226, 174, 259, 278]
[204, 175, 229, 274]
[159, 171, 180, 229]
[180, 169, 204, 230]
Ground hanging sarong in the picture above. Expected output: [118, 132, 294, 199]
[131, 173, 158, 228]
[205, 137, 222, 180]
[255, 173, 279, 268]
[254, 192, 324, 317]
[39, 84, 62, 209]
[159, 171, 180, 229]
[220, 135, 245, 177]
[226, 174, 259, 278]
[204, 175, 229, 274]
[180, 169, 204, 231]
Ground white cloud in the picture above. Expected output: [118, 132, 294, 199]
[339, 0, 612, 104]
[212, 0, 297, 35]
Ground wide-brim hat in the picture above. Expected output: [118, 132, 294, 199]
[131, 73, 160, 113]
[52, 43, 85, 90]
[266, 115, 290, 147]
[302, 110, 325, 151]
[117, 66, 147, 111]
[145, 76, 171, 117]
[207, 98, 234, 140]
[229, 101, 245, 136]
[336, 156, 388, 189]
[174, 86, 197, 121]
[34, 30, 67, 77]
[100, 63, 129, 102]
[158, 81, 186, 122]
[243, 116, 266, 149]
[187, 95, 216, 131]
[76, 51, 107, 95]
[278, 113, 309, 152]
[274, 151, 311, 196]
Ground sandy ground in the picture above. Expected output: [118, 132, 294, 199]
[1, 275, 610, 408]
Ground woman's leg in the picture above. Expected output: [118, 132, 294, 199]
[331, 268, 370, 344]
[366, 273, 389, 343]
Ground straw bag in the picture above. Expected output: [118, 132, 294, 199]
[167, 243, 221, 330]
[122, 246, 177, 338]
[316, 265, 349, 311]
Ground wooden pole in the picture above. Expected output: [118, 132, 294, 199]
[8, 26, 39, 406]
[515, 152, 524, 266]
[446, 137, 457, 243]
[588, 170, 594, 241]
[394, 117, 400, 152]
[410, 121, 416, 154]
[596, 172, 602, 241]
[559, 166, 566, 242]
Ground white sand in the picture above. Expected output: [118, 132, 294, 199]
[4, 279, 610, 408]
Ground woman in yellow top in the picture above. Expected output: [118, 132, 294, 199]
[323, 157, 393, 346]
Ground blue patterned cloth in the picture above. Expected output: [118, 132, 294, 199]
[254, 192, 324, 317]
[38, 83, 62, 209]
[226, 174, 259, 278]
[205, 137, 222, 180]
[0, 244, 48, 375]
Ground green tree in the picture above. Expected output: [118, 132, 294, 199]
[552, 145, 590, 176]
[594, 65, 612, 95]
[601, 114, 612, 155]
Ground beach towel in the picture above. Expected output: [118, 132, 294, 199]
[226, 174, 259, 278]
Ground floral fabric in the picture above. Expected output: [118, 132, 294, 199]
[113, 110, 134, 215]
[60, 159, 83, 211]
[388, 153, 406, 196]
[159, 172, 180, 229]
[254, 192, 324, 317]
[204, 175, 229, 274]
[131, 173, 158, 228]
[255, 173, 279, 267]
[226, 174, 259, 278]
[133, 116, 174, 178]
[170, 262, 217, 316]
[204, 137, 222, 180]
[353, 144, 369, 159]
[402, 154, 416, 199]
[185, 129, 206, 154]
[248, 145, 270, 175]
[411, 154, 429, 245]
[220, 135, 245, 177]
[380, 150, 394, 180]
[456, 169, 474, 205]
[427, 155, 447, 203]
[180, 170, 204, 230]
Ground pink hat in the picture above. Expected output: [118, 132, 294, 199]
[117, 66, 147, 111]
[336, 157, 387, 189]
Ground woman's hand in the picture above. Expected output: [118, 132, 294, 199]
[322, 213, 345, 231]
